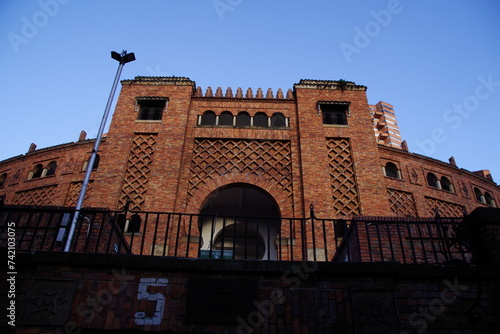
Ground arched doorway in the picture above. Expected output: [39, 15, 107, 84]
[199, 183, 281, 260]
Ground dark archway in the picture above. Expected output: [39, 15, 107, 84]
[199, 183, 281, 260]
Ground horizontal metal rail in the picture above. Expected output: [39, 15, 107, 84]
[0, 205, 472, 264]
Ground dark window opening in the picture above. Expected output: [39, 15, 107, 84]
[384, 162, 400, 179]
[0, 173, 6, 187]
[320, 103, 348, 125]
[440, 176, 453, 192]
[45, 161, 57, 177]
[138, 99, 166, 120]
[271, 113, 286, 128]
[236, 112, 251, 127]
[474, 188, 485, 203]
[116, 213, 141, 233]
[200, 110, 216, 126]
[253, 112, 268, 128]
[219, 111, 233, 126]
[485, 192, 496, 207]
[31, 164, 43, 179]
[427, 173, 439, 188]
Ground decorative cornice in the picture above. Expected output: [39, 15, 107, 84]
[121, 76, 196, 86]
[294, 79, 367, 91]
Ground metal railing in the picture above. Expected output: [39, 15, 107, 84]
[0, 205, 473, 264]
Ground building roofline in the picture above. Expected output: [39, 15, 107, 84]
[378, 144, 499, 187]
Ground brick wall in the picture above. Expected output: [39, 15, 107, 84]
[12, 252, 500, 333]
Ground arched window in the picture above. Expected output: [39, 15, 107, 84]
[83, 154, 100, 172]
[0, 173, 7, 187]
[427, 173, 439, 188]
[45, 161, 57, 177]
[253, 112, 269, 128]
[384, 162, 400, 179]
[200, 110, 216, 126]
[29, 164, 43, 179]
[440, 176, 453, 192]
[271, 112, 286, 128]
[474, 188, 485, 203]
[219, 111, 233, 126]
[213, 223, 266, 260]
[484, 192, 496, 207]
[236, 112, 251, 127]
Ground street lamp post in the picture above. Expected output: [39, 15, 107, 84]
[64, 50, 135, 252]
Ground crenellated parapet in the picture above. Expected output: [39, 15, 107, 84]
[193, 86, 294, 99]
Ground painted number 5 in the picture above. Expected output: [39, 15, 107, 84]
[134, 278, 168, 325]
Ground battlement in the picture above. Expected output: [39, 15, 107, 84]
[193, 86, 295, 99]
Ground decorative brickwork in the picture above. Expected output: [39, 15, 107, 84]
[327, 138, 360, 215]
[64, 181, 93, 206]
[13, 185, 57, 206]
[425, 196, 465, 217]
[188, 139, 292, 199]
[387, 188, 417, 216]
[118, 133, 157, 210]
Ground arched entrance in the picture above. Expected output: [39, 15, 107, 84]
[199, 183, 281, 260]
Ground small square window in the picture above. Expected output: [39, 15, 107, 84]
[137, 98, 167, 120]
[319, 103, 349, 125]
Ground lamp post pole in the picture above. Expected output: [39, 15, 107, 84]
[64, 50, 135, 252]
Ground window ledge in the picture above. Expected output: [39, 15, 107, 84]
[135, 120, 162, 123]
[384, 176, 403, 182]
[323, 124, 348, 128]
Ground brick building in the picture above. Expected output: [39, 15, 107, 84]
[0, 76, 498, 218]
[1, 76, 500, 333]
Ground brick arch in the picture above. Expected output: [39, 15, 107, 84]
[185, 173, 293, 217]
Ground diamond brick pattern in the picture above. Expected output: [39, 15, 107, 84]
[425, 196, 465, 217]
[64, 181, 93, 206]
[387, 188, 417, 217]
[188, 139, 292, 198]
[326, 138, 360, 216]
[13, 185, 57, 206]
[119, 134, 157, 210]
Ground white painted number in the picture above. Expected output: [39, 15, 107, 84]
[134, 278, 168, 325]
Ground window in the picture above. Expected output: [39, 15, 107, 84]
[82, 154, 100, 172]
[116, 213, 142, 233]
[271, 113, 286, 128]
[440, 176, 453, 192]
[320, 103, 349, 125]
[474, 188, 485, 203]
[384, 162, 400, 179]
[427, 173, 439, 188]
[137, 99, 166, 120]
[29, 164, 43, 180]
[485, 192, 496, 207]
[45, 161, 57, 177]
[236, 112, 251, 127]
[219, 111, 233, 126]
[253, 112, 269, 128]
[0, 173, 6, 187]
[200, 110, 216, 126]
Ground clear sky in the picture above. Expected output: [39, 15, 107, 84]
[1, 0, 499, 182]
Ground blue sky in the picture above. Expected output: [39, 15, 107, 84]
[1, 0, 499, 182]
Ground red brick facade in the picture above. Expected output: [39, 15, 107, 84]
[1, 76, 498, 218]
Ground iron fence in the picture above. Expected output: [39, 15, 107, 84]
[0, 205, 473, 264]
